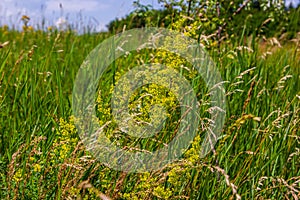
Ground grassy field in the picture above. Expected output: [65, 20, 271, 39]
[0, 23, 299, 199]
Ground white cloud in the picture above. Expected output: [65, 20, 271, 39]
[45, 0, 110, 13]
[0, 0, 40, 19]
[285, 0, 300, 7]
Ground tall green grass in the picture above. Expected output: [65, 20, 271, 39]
[0, 25, 299, 199]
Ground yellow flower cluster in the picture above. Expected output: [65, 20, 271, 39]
[167, 164, 191, 188]
[51, 116, 78, 162]
[13, 168, 23, 182]
[122, 172, 156, 199]
[33, 164, 42, 172]
[153, 185, 172, 199]
[96, 89, 113, 126]
[92, 22, 216, 199]
[184, 135, 202, 163]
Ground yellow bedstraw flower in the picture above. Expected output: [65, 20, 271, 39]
[33, 164, 42, 172]
[13, 169, 23, 182]
[29, 156, 35, 162]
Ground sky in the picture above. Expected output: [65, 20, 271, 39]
[286, 0, 300, 7]
[0, 0, 162, 31]
[0, 0, 299, 32]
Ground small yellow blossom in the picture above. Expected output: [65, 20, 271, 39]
[33, 164, 42, 172]
[13, 169, 23, 182]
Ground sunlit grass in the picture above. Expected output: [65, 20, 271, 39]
[0, 23, 299, 199]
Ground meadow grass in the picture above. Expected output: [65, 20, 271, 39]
[0, 25, 299, 199]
